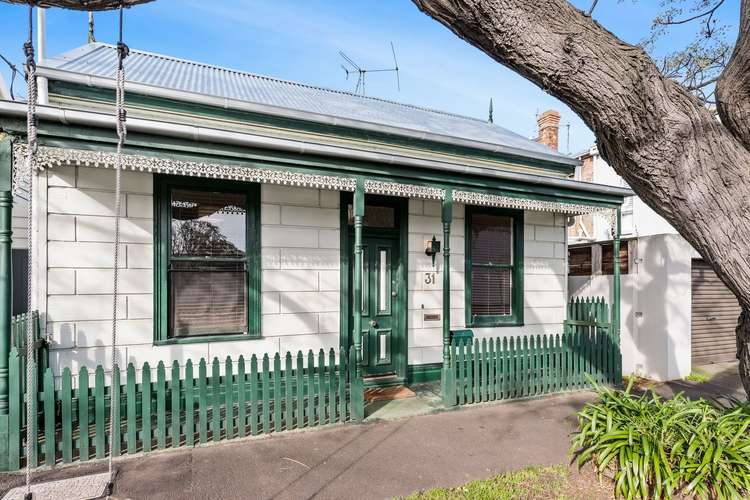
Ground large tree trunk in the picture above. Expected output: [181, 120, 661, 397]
[411, 0, 750, 396]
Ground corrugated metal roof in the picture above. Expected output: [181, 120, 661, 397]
[46, 43, 573, 165]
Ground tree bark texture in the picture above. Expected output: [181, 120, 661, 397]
[717, 0, 750, 149]
[411, 0, 750, 395]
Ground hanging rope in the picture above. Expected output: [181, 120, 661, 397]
[23, 4, 37, 499]
[107, 3, 127, 495]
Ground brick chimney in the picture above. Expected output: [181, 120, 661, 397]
[536, 109, 561, 151]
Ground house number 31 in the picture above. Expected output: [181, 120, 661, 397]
[424, 272, 437, 285]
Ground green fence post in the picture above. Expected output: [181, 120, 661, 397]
[198, 359, 207, 443]
[0, 136, 14, 471]
[8, 349, 21, 470]
[307, 351, 315, 426]
[237, 356, 246, 438]
[612, 208, 622, 384]
[328, 349, 336, 424]
[94, 365, 105, 459]
[351, 178, 365, 422]
[185, 360, 194, 447]
[211, 358, 221, 442]
[61, 367, 73, 463]
[156, 361, 166, 449]
[316, 350, 325, 425]
[441, 189, 454, 406]
[171, 361, 181, 447]
[337, 349, 346, 423]
[42, 368, 55, 466]
[111, 364, 121, 458]
[79, 367, 90, 462]
[261, 354, 270, 433]
[285, 352, 294, 430]
[224, 357, 233, 440]
[142, 362, 152, 453]
[126, 364, 137, 455]
[273, 353, 282, 432]
[296, 352, 306, 427]
[250, 355, 259, 436]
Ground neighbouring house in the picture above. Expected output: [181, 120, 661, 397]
[568, 145, 742, 380]
[0, 42, 629, 470]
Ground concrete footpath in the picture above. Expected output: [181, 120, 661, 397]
[0, 392, 594, 500]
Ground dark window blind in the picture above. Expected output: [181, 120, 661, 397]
[168, 189, 249, 338]
[470, 214, 513, 317]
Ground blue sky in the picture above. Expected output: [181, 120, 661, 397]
[0, 0, 739, 154]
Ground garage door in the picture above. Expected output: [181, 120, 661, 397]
[691, 259, 741, 364]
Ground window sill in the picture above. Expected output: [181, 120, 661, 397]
[154, 333, 262, 346]
[465, 320, 524, 328]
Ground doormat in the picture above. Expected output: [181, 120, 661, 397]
[364, 385, 417, 402]
[2, 472, 110, 500]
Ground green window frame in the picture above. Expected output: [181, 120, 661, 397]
[465, 206, 524, 327]
[153, 175, 261, 345]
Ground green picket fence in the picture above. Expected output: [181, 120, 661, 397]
[449, 297, 619, 406]
[11, 311, 49, 395]
[8, 345, 363, 470]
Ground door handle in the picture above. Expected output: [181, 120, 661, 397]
[369, 319, 379, 328]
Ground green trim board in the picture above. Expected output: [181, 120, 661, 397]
[340, 193, 409, 386]
[0, 117, 625, 208]
[464, 206, 525, 328]
[407, 363, 442, 384]
[153, 175, 261, 344]
[47, 80, 576, 176]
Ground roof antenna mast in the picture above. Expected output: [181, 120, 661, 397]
[88, 11, 95, 43]
[488, 98, 494, 123]
[339, 42, 400, 96]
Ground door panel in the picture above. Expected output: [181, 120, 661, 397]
[353, 237, 401, 377]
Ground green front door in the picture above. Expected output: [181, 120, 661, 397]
[342, 193, 407, 385]
[358, 236, 401, 377]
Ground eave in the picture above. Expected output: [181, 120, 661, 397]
[0, 100, 631, 208]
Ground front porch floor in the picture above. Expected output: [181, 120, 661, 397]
[364, 382, 444, 421]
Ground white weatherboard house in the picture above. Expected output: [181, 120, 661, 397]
[0, 43, 629, 469]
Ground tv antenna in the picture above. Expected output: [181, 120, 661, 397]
[339, 42, 400, 96]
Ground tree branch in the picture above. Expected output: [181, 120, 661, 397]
[686, 74, 720, 90]
[410, 0, 750, 312]
[586, 0, 599, 17]
[716, 0, 750, 149]
[654, 0, 725, 26]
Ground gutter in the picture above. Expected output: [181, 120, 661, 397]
[35, 65, 580, 168]
[0, 100, 633, 199]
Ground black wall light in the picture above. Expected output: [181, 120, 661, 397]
[425, 235, 441, 266]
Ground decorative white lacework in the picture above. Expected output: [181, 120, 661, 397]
[12, 144, 357, 192]
[453, 190, 617, 220]
[364, 180, 444, 200]
[10, 144, 618, 219]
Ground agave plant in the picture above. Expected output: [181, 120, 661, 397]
[570, 377, 750, 499]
